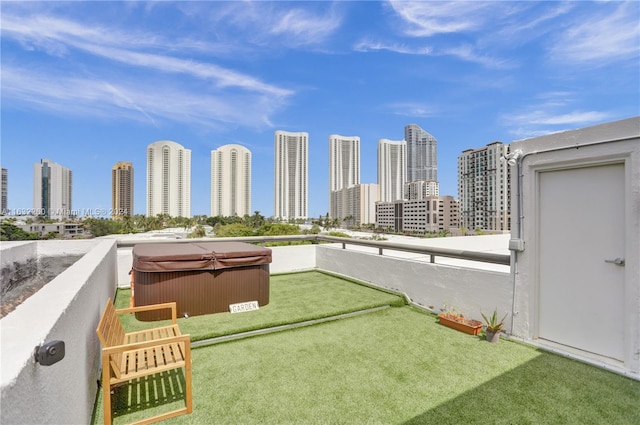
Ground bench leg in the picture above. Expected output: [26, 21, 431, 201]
[184, 343, 193, 413]
[102, 355, 112, 425]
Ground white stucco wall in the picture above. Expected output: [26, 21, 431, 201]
[510, 116, 640, 377]
[316, 244, 512, 328]
[1, 239, 118, 425]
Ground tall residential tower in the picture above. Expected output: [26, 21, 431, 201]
[274, 131, 308, 220]
[329, 134, 360, 218]
[377, 139, 406, 203]
[211, 144, 252, 217]
[405, 124, 437, 182]
[146, 140, 191, 217]
[1, 168, 7, 213]
[458, 141, 511, 232]
[112, 161, 134, 218]
[33, 159, 72, 220]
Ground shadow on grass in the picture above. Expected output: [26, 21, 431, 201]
[111, 370, 188, 422]
[403, 353, 640, 425]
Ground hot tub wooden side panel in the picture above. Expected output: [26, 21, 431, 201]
[133, 265, 270, 321]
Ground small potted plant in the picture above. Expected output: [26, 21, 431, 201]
[481, 309, 508, 343]
[438, 305, 483, 335]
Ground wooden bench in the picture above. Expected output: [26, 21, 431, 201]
[96, 298, 192, 425]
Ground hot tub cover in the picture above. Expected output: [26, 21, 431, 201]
[132, 242, 272, 272]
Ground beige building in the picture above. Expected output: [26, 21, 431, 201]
[111, 162, 134, 218]
[458, 141, 510, 232]
[376, 195, 460, 234]
[330, 183, 378, 228]
[210, 144, 251, 217]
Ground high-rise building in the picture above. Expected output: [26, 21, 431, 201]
[146, 140, 191, 218]
[377, 139, 406, 203]
[111, 162, 134, 218]
[274, 131, 308, 220]
[329, 134, 360, 218]
[458, 141, 511, 232]
[33, 159, 72, 220]
[404, 179, 439, 200]
[405, 124, 437, 182]
[376, 195, 460, 234]
[330, 183, 379, 227]
[211, 144, 251, 217]
[1, 168, 7, 214]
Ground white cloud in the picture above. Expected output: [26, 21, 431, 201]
[388, 1, 495, 37]
[2, 65, 286, 130]
[549, 2, 640, 64]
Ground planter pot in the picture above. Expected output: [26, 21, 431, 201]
[438, 313, 483, 335]
[485, 329, 501, 343]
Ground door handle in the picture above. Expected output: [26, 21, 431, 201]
[604, 257, 625, 266]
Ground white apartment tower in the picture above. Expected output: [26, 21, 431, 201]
[377, 139, 406, 203]
[458, 141, 511, 232]
[33, 159, 72, 220]
[274, 131, 308, 220]
[329, 134, 360, 218]
[146, 140, 191, 218]
[112, 161, 134, 218]
[211, 144, 251, 217]
[1, 168, 7, 213]
[405, 124, 437, 182]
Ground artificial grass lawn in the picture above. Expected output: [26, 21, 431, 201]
[93, 272, 640, 425]
[115, 271, 405, 341]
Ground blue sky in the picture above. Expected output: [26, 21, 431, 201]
[2, 1, 638, 218]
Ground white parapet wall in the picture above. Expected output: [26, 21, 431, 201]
[0, 239, 118, 425]
[316, 244, 512, 328]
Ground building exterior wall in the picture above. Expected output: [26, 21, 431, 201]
[458, 142, 510, 232]
[331, 183, 379, 227]
[274, 131, 308, 220]
[146, 140, 191, 218]
[329, 135, 360, 218]
[377, 139, 406, 203]
[111, 161, 134, 218]
[33, 159, 73, 220]
[376, 196, 460, 234]
[1, 168, 7, 213]
[20, 223, 85, 238]
[210, 144, 251, 217]
[405, 124, 437, 182]
[316, 244, 511, 330]
[404, 179, 439, 200]
[510, 116, 640, 378]
[438, 195, 460, 231]
[0, 239, 116, 425]
[375, 200, 404, 232]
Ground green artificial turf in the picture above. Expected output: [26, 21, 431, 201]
[114, 271, 405, 341]
[93, 272, 640, 425]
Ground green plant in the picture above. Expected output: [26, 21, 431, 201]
[481, 309, 508, 331]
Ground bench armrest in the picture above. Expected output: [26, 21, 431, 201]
[102, 333, 191, 356]
[116, 302, 178, 324]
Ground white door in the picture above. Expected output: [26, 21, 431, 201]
[538, 163, 625, 360]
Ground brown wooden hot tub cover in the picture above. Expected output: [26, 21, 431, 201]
[132, 241, 272, 272]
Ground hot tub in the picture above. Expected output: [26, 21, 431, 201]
[131, 241, 271, 321]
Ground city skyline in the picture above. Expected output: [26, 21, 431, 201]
[2, 2, 638, 217]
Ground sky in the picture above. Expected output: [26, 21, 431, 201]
[1, 1, 639, 219]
